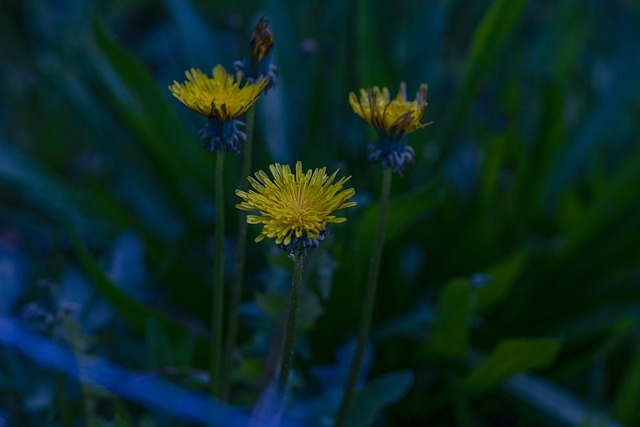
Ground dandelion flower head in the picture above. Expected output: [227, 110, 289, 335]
[236, 162, 356, 252]
[169, 65, 266, 120]
[168, 65, 267, 153]
[349, 83, 428, 137]
[349, 82, 429, 173]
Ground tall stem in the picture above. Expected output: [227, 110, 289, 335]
[223, 107, 256, 400]
[211, 152, 225, 398]
[278, 251, 305, 393]
[335, 167, 393, 427]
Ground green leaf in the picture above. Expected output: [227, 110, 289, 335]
[353, 0, 385, 87]
[463, 338, 561, 392]
[356, 182, 442, 248]
[427, 279, 473, 358]
[342, 370, 413, 427]
[468, 0, 530, 67]
[256, 287, 323, 332]
[613, 343, 640, 425]
[256, 293, 285, 320]
[337, 183, 441, 319]
[299, 290, 325, 332]
[563, 304, 640, 340]
[91, 19, 210, 219]
[147, 319, 173, 370]
[113, 400, 134, 427]
[145, 320, 196, 374]
[73, 233, 165, 335]
[515, 81, 566, 220]
[439, 0, 529, 152]
[374, 303, 436, 342]
[0, 145, 86, 228]
[504, 373, 622, 427]
[560, 143, 640, 259]
[480, 132, 509, 205]
[476, 250, 528, 312]
[71, 233, 207, 362]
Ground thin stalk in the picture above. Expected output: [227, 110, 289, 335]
[278, 251, 306, 393]
[78, 366, 93, 426]
[56, 369, 74, 427]
[211, 152, 225, 398]
[222, 107, 256, 400]
[335, 167, 393, 427]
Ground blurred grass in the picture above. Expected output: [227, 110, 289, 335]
[1, 0, 640, 425]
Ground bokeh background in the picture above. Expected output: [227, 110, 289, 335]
[1, 0, 640, 425]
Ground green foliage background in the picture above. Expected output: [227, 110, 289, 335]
[1, 0, 640, 425]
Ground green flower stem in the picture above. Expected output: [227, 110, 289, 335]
[211, 151, 225, 398]
[278, 251, 306, 393]
[335, 167, 393, 427]
[222, 106, 256, 400]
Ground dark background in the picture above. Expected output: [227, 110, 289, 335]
[1, 0, 639, 425]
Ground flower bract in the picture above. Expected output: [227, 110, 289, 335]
[236, 162, 356, 252]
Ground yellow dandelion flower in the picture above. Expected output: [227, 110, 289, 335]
[168, 65, 267, 153]
[169, 65, 266, 119]
[349, 83, 428, 136]
[236, 161, 356, 252]
[349, 82, 429, 173]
